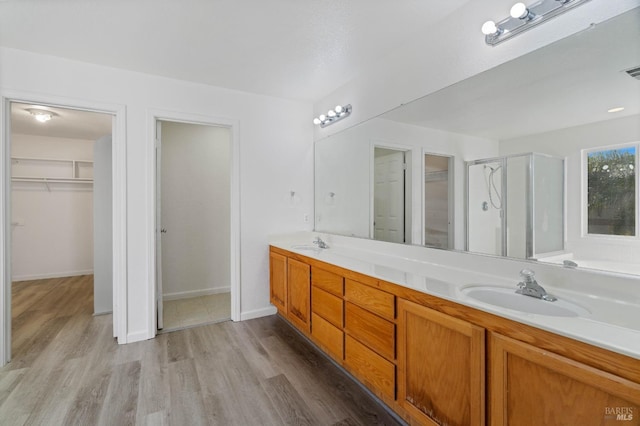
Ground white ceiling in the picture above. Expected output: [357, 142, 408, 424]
[11, 103, 113, 140]
[381, 8, 640, 141]
[0, 0, 470, 102]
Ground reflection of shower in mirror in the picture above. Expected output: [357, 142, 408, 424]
[483, 164, 503, 210]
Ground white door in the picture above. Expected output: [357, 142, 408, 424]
[155, 121, 164, 330]
[374, 150, 405, 243]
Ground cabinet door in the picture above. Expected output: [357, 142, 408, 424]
[269, 251, 287, 313]
[397, 299, 485, 426]
[287, 258, 311, 333]
[490, 333, 640, 426]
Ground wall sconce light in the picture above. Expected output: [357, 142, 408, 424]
[26, 108, 57, 123]
[482, 0, 591, 46]
[313, 104, 352, 128]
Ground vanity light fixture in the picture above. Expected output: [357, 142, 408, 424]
[482, 0, 591, 46]
[26, 108, 57, 123]
[313, 104, 352, 128]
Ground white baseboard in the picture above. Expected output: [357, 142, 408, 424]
[240, 305, 277, 321]
[163, 286, 231, 301]
[12, 269, 94, 282]
[126, 330, 152, 344]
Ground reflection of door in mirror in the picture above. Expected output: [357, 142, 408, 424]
[424, 154, 453, 249]
[373, 148, 408, 243]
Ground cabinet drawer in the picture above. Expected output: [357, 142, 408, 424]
[345, 279, 395, 320]
[312, 286, 343, 328]
[311, 313, 344, 361]
[345, 335, 395, 400]
[312, 267, 344, 296]
[345, 302, 395, 361]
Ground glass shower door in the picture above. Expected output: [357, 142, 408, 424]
[467, 159, 504, 256]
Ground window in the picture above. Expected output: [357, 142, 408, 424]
[585, 144, 637, 236]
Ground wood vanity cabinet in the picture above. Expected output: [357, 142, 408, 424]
[310, 266, 344, 361]
[269, 251, 287, 313]
[286, 258, 311, 333]
[397, 299, 485, 426]
[269, 246, 640, 426]
[489, 332, 640, 426]
[344, 279, 397, 400]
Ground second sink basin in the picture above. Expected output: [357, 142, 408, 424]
[461, 285, 590, 317]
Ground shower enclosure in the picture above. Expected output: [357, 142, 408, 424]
[466, 153, 564, 259]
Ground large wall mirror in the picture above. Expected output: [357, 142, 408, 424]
[315, 8, 640, 276]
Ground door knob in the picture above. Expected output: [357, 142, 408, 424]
[161, 228, 167, 234]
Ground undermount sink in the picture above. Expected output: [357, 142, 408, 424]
[461, 285, 590, 317]
[291, 244, 321, 251]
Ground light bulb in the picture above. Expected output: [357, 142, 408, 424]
[313, 118, 321, 125]
[33, 112, 52, 123]
[335, 105, 343, 113]
[481, 20, 498, 35]
[319, 114, 326, 122]
[510, 3, 529, 19]
[328, 110, 336, 117]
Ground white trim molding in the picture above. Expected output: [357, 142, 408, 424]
[240, 306, 277, 321]
[12, 269, 94, 282]
[163, 286, 231, 301]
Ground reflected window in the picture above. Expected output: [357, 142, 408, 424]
[586, 145, 637, 236]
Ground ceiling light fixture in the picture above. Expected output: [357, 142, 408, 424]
[313, 104, 352, 128]
[607, 107, 625, 113]
[26, 108, 58, 123]
[482, 0, 591, 46]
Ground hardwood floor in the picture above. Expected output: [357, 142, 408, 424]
[0, 276, 402, 425]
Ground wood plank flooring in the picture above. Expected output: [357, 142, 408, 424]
[0, 276, 402, 425]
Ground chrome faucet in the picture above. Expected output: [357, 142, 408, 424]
[516, 269, 557, 302]
[313, 237, 329, 249]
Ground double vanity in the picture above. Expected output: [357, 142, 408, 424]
[269, 232, 640, 425]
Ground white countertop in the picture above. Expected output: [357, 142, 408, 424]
[270, 233, 640, 360]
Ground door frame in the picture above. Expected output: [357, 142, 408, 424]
[148, 110, 241, 335]
[0, 91, 127, 365]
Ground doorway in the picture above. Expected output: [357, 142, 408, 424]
[155, 120, 232, 332]
[373, 147, 411, 243]
[7, 101, 113, 360]
[424, 153, 454, 249]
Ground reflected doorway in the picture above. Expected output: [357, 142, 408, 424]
[424, 153, 454, 249]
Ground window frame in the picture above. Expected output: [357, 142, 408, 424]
[582, 141, 640, 239]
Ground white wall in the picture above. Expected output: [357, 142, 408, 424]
[313, 0, 639, 139]
[94, 135, 112, 314]
[315, 117, 498, 249]
[160, 121, 230, 299]
[500, 115, 640, 263]
[0, 47, 314, 342]
[11, 134, 94, 281]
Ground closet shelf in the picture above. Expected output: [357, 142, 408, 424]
[12, 177, 93, 183]
[11, 156, 94, 190]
